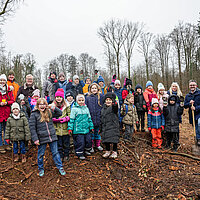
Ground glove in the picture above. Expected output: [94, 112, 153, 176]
[91, 129, 94, 134]
[52, 118, 61, 123]
[148, 127, 151, 131]
[136, 121, 139, 124]
[143, 105, 146, 110]
[112, 101, 118, 106]
[161, 126, 164, 131]
[68, 130, 72, 134]
[34, 140, 40, 145]
[60, 116, 70, 123]
[5, 139, 10, 144]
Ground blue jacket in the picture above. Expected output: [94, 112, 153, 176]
[114, 88, 123, 105]
[59, 80, 68, 97]
[68, 102, 94, 134]
[184, 89, 200, 124]
[148, 108, 165, 129]
[85, 94, 104, 127]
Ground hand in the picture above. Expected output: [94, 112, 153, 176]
[68, 130, 72, 134]
[143, 105, 146, 110]
[34, 140, 40, 145]
[60, 117, 68, 123]
[148, 127, 151, 131]
[5, 139, 10, 144]
[191, 106, 195, 111]
[52, 118, 61, 123]
[136, 121, 139, 124]
[180, 102, 184, 107]
[0, 102, 7, 106]
[190, 100, 195, 105]
[91, 129, 94, 134]
[161, 126, 164, 131]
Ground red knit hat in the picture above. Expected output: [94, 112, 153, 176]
[55, 88, 64, 99]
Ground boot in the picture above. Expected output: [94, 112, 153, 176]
[14, 154, 19, 162]
[102, 151, 111, 158]
[0, 146, 6, 153]
[109, 151, 118, 159]
[22, 154, 26, 163]
[136, 124, 140, 132]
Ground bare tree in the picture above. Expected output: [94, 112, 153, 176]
[68, 55, 78, 78]
[57, 53, 69, 75]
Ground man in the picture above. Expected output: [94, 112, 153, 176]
[184, 80, 200, 145]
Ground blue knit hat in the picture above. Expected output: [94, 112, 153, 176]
[97, 75, 104, 83]
[146, 81, 153, 88]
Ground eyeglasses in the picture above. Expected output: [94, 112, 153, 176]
[189, 84, 196, 86]
[39, 104, 46, 106]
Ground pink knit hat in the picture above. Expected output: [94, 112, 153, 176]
[55, 88, 64, 99]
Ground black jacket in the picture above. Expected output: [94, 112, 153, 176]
[134, 92, 146, 112]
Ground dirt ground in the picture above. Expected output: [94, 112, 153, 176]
[0, 111, 200, 200]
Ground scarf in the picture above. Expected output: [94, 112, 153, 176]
[30, 98, 37, 105]
[0, 85, 7, 95]
[12, 113, 20, 119]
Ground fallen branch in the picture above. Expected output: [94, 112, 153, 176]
[121, 143, 139, 162]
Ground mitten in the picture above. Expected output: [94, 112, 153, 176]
[91, 129, 94, 134]
[52, 118, 61, 123]
[60, 117, 67, 123]
[5, 139, 10, 144]
[68, 130, 72, 134]
[148, 127, 151, 131]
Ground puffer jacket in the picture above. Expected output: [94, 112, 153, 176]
[59, 80, 68, 97]
[30, 107, 62, 144]
[163, 95, 183, 133]
[148, 107, 165, 129]
[143, 88, 158, 110]
[100, 103, 120, 144]
[53, 103, 71, 136]
[7, 80, 20, 101]
[85, 93, 104, 127]
[68, 102, 94, 134]
[157, 91, 169, 111]
[5, 113, 31, 141]
[134, 93, 146, 112]
[70, 83, 83, 98]
[121, 100, 138, 126]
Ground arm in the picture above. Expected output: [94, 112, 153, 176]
[7, 91, 14, 105]
[122, 90, 128, 100]
[147, 112, 152, 128]
[177, 106, 184, 116]
[161, 113, 165, 126]
[51, 107, 62, 118]
[4, 118, 11, 140]
[163, 106, 169, 117]
[112, 102, 118, 114]
[184, 95, 190, 109]
[29, 113, 39, 142]
[67, 108, 76, 131]
[41, 81, 47, 98]
[134, 108, 139, 123]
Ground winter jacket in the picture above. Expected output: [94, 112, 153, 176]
[68, 102, 94, 134]
[157, 91, 169, 111]
[17, 83, 38, 98]
[114, 88, 123, 105]
[7, 80, 20, 101]
[42, 78, 60, 102]
[70, 83, 83, 98]
[163, 95, 183, 133]
[134, 92, 146, 112]
[5, 113, 31, 141]
[85, 93, 104, 127]
[100, 85, 107, 95]
[121, 100, 138, 126]
[21, 104, 31, 120]
[53, 103, 71, 136]
[148, 108, 165, 129]
[143, 88, 158, 110]
[59, 80, 68, 97]
[0, 86, 14, 122]
[122, 87, 134, 100]
[30, 107, 62, 144]
[100, 103, 120, 144]
[167, 90, 181, 104]
[184, 89, 200, 124]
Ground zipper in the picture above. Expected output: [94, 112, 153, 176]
[46, 122, 52, 142]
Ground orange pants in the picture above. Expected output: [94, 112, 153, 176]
[151, 128, 162, 148]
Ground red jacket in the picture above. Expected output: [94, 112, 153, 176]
[0, 87, 14, 122]
[143, 88, 158, 110]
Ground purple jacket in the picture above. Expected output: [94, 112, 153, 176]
[85, 94, 104, 127]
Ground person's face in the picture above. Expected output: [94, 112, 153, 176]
[159, 89, 164, 95]
[105, 98, 112, 106]
[20, 99, 25, 105]
[153, 103, 158, 108]
[8, 74, 15, 81]
[77, 97, 85, 106]
[38, 101, 47, 112]
[115, 84, 120, 90]
[147, 85, 153, 90]
[74, 78, 79, 85]
[66, 96, 73, 102]
[172, 85, 177, 92]
[55, 96, 63, 103]
[86, 78, 91, 85]
[189, 82, 197, 92]
[99, 81, 104, 87]
[33, 95, 39, 100]
[169, 100, 175, 105]
[59, 75, 65, 82]
[91, 85, 98, 94]
[0, 78, 6, 86]
[136, 88, 142, 94]
[50, 74, 56, 79]
[128, 97, 134, 104]
[13, 108, 20, 116]
[26, 76, 33, 86]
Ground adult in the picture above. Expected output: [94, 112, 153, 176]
[7, 70, 20, 101]
[42, 72, 60, 103]
[167, 82, 182, 103]
[17, 74, 38, 98]
[58, 72, 68, 97]
[184, 80, 200, 145]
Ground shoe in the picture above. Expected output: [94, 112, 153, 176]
[59, 168, 66, 176]
[137, 129, 140, 132]
[85, 151, 91, 156]
[39, 170, 44, 177]
[141, 129, 145, 132]
[63, 156, 69, 162]
[97, 146, 103, 151]
[22, 155, 26, 163]
[0, 146, 6, 154]
[14, 154, 19, 162]
[79, 156, 86, 160]
[102, 151, 111, 158]
[109, 151, 118, 159]
[197, 140, 200, 146]
[90, 147, 95, 153]
[5, 145, 12, 151]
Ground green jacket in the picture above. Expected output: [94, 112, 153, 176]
[5, 113, 31, 141]
[68, 102, 94, 134]
[53, 103, 71, 136]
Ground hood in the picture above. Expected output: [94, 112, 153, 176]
[168, 95, 178, 104]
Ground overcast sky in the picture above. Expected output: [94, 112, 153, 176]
[2, 0, 200, 70]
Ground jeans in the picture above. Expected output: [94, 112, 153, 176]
[91, 126, 101, 140]
[57, 135, 70, 158]
[37, 141, 63, 171]
[195, 118, 200, 140]
[13, 141, 25, 154]
[0, 121, 7, 146]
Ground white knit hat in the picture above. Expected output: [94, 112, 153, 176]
[18, 94, 25, 100]
[11, 102, 20, 111]
[114, 80, 121, 85]
[152, 98, 159, 105]
[73, 75, 79, 81]
[157, 83, 165, 91]
[32, 89, 40, 97]
[0, 74, 7, 82]
[76, 94, 85, 102]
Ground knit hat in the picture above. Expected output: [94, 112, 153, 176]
[8, 70, 15, 76]
[126, 78, 132, 86]
[151, 98, 159, 105]
[157, 83, 165, 91]
[146, 81, 153, 88]
[59, 72, 65, 78]
[84, 77, 92, 83]
[73, 75, 79, 81]
[114, 80, 121, 85]
[55, 88, 64, 99]
[65, 90, 74, 99]
[18, 94, 25, 100]
[76, 94, 85, 102]
[168, 95, 177, 103]
[135, 84, 143, 91]
[11, 102, 20, 111]
[126, 93, 134, 99]
[97, 75, 104, 83]
[50, 71, 57, 77]
[104, 92, 116, 103]
[32, 89, 40, 97]
[0, 74, 7, 81]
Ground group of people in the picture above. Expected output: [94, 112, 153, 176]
[0, 69, 200, 177]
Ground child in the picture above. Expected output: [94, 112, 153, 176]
[163, 95, 184, 151]
[17, 94, 31, 120]
[29, 98, 66, 177]
[148, 98, 165, 148]
[97, 75, 107, 95]
[122, 78, 134, 101]
[0, 74, 14, 153]
[85, 83, 104, 152]
[29, 89, 40, 111]
[100, 92, 120, 159]
[68, 94, 94, 160]
[157, 83, 168, 111]
[114, 80, 123, 106]
[134, 84, 146, 132]
[121, 94, 139, 140]
[5, 102, 31, 163]
[52, 89, 71, 161]
[65, 90, 75, 109]
[143, 81, 158, 111]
